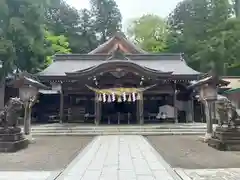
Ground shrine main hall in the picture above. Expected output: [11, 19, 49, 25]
[34, 33, 201, 125]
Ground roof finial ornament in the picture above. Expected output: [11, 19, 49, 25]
[107, 43, 128, 60]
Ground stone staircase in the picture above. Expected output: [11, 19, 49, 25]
[27, 123, 208, 136]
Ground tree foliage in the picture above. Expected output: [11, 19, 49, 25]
[166, 0, 237, 75]
[0, 0, 123, 76]
[0, 0, 50, 74]
[44, 31, 71, 67]
[127, 0, 240, 76]
[127, 15, 168, 52]
[90, 0, 122, 43]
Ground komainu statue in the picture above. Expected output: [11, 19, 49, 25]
[217, 100, 240, 128]
[0, 97, 23, 129]
[0, 97, 28, 152]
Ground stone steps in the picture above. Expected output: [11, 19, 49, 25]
[28, 126, 206, 136]
[26, 123, 208, 136]
[30, 128, 206, 133]
[31, 131, 205, 136]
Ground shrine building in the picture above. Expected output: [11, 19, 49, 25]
[34, 33, 202, 125]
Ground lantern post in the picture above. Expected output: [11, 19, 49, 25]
[188, 71, 229, 142]
[13, 73, 50, 142]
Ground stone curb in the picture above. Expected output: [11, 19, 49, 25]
[143, 136, 183, 180]
[55, 136, 99, 180]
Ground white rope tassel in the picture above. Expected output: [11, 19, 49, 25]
[123, 92, 126, 102]
[103, 93, 106, 102]
[128, 94, 132, 102]
[132, 92, 136, 102]
[112, 92, 115, 102]
[98, 94, 102, 102]
[117, 96, 122, 102]
[107, 94, 111, 103]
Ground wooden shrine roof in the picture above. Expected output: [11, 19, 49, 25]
[37, 33, 200, 80]
[88, 32, 147, 54]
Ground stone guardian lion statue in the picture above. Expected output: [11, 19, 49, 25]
[0, 97, 23, 129]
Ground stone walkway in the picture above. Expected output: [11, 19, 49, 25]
[1, 135, 240, 180]
[56, 135, 180, 180]
[0, 171, 59, 180]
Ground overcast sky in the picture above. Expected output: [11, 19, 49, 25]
[67, 0, 183, 26]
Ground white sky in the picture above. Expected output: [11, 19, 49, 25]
[66, 0, 183, 28]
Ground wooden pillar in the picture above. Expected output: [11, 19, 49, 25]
[186, 96, 194, 123]
[136, 97, 139, 124]
[173, 82, 178, 123]
[99, 101, 102, 124]
[94, 93, 100, 125]
[191, 98, 194, 122]
[137, 92, 144, 125]
[59, 91, 64, 123]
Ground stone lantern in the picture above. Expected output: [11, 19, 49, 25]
[188, 72, 229, 141]
[13, 73, 49, 141]
[199, 83, 217, 101]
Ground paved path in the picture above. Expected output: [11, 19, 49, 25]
[0, 171, 59, 180]
[1, 135, 240, 180]
[57, 135, 180, 180]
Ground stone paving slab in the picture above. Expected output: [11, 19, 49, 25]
[57, 135, 179, 180]
[0, 171, 59, 180]
[175, 168, 240, 180]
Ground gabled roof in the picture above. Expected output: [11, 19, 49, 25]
[88, 32, 147, 54]
[38, 53, 200, 79]
[9, 72, 49, 89]
[37, 33, 200, 79]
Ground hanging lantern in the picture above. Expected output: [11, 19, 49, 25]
[98, 94, 102, 101]
[112, 92, 115, 102]
[123, 92, 126, 101]
[137, 93, 141, 100]
[128, 94, 132, 102]
[117, 96, 122, 102]
[103, 93, 106, 102]
[107, 94, 111, 103]
[132, 92, 136, 101]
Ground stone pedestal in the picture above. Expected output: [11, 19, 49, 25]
[0, 127, 29, 152]
[208, 126, 240, 151]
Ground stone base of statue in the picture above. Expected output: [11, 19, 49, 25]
[0, 127, 29, 152]
[208, 126, 240, 151]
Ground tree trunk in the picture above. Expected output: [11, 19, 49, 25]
[235, 0, 240, 18]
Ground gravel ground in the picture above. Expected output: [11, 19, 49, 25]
[147, 135, 240, 169]
[0, 136, 93, 171]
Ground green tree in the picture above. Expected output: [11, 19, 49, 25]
[76, 9, 98, 53]
[90, 0, 122, 43]
[127, 14, 168, 52]
[0, 0, 50, 74]
[194, 19, 240, 75]
[44, 0, 98, 53]
[44, 31, 71, 67]
[167, 0, 231, 73]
